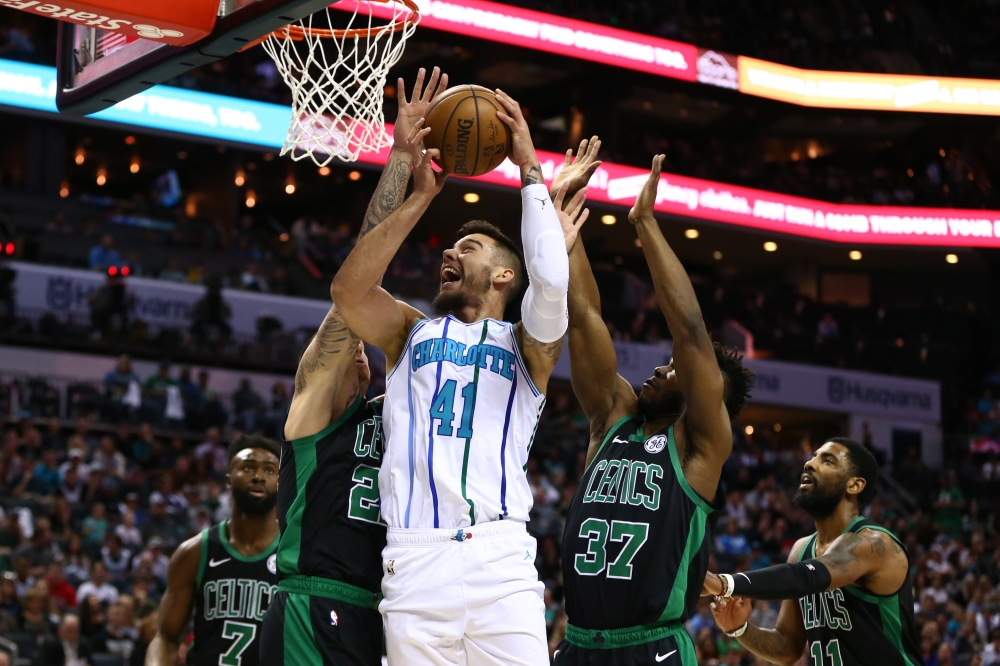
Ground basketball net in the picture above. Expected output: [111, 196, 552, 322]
[261, 0, 419, 165]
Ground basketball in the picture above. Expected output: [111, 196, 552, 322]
[423, 85, 510, 177]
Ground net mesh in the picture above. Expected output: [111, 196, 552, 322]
[262, 1, 418, 165]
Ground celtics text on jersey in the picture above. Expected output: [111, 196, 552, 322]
[797, 518, 922, 666]
[563, 416, 725, 632]
[188, 521, 278, 666]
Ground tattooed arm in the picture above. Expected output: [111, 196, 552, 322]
[710, 538, 809, 666]
[810, 528, 910, 594]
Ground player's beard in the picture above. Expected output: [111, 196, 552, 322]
[432, 266, 491, 314]
[792, 475, 847, 520]
[231, 483, 277, 516]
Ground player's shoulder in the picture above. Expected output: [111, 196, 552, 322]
[855, 525, 905, 554]
[168, 530, 206, 581]
[396, 300, 428, 328]
[787, 535, 814, 563]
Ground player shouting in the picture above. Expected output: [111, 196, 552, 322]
[330, 90, 584, 664]
[552, 152, 754, 665]
[705, 437, 922, 666]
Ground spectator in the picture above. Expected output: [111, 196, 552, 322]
[92, 435, 126, 479]
[62, 534, 90, 585]
[76, 561, 119, 606]
[194, 427, 227, 478]
[58, 445, 90, 482]
[59, 466, 85, 504]
[141, 496, 182, 549]
[28, 448, 62, 495]
[38, 613, 91, 666]
[12, 554, 35, 597]
[115, 510, 144, 549]
[104, 354, 142, 422]
[817, 312, 840, 338]
[89, 272, 131, 340]
[44, 562, 77, 611]
[190, 280, 232, 351]
[240, 262, 269, 292]
[14, 518, 59, 575]
[92, 600, 138, 660]
[131, 537, 169, 582]
[88, 234, 121, 271]
[82, 502, 109, 546]
[17, 584, 56, 637]
[100, 534, 132, 584]
[715, 519, 752, 561]
[232, 378, 264, 432]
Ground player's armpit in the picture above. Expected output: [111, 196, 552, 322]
[147, 536, 201, 666]
[516, 322, 563, 395]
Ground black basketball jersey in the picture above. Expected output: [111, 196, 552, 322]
[276, 396, 386, 592]
[797, 518, 922, 666]
[562, 416, 724, 630]
[188, 521, 279, 666]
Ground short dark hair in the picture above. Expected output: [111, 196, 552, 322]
[714, 342, 754, 419]
[456, 220, 526, 307]
[827, 436, 879, 505]
[228, 434, 281, 463]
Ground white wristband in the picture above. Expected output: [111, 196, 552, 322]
[723, 621, 749, 638]
[719, 573, 735, 598]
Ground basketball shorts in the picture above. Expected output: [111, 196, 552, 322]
[380, 519, 548, 666]
[260, 576, 383, 666]
[553, 622, 697, 666]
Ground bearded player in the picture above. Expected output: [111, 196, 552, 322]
[259, 67, 450, 666]
[705, 437, 921, 666]
[331, 91, 585, 664]
[147, 435, 281, 666]
[550, 151, 754, 665]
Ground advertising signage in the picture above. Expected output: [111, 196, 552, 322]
[1, 58, 999, 247]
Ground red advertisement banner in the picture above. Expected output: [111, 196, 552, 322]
[358, 127, 1000, 248]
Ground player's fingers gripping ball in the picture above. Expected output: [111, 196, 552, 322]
[423, 84, 510, 177]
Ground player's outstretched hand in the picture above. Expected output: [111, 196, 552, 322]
[494, 89, 538, 168]
[551, 136, 602, 205]
[406, 120, 448, 199]
[553, 182, 589, 252]
[394, 67, 449, 150]
[627, 154, 665, 225]
[710, 595, 751, 634]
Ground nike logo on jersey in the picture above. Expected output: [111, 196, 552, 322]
[208, 557, 231, 568]
[656, 651, 677, 662]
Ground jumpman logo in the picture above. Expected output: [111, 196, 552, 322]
[524, 550, 532, 560]
[533, 197, 548, 209]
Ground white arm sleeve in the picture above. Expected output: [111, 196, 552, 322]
[519, 183, 569, 344]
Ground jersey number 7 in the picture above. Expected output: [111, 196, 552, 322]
[219, 620, 256, 666]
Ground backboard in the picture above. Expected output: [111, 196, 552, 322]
[56, 0, 338, 116]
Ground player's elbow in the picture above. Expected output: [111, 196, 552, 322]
[329, 275, 357, 307]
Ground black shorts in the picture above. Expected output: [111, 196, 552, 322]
[553, 625, 696, 666]
[260, 590, 382, 666]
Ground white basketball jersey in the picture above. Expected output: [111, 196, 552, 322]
[381, 316, 546, 529]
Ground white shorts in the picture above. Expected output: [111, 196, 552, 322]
[380, 520, 548, 666]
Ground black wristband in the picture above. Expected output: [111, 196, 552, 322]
[730, 560, 832, 601]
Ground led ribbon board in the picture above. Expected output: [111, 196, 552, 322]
[2, 58, 999, 246]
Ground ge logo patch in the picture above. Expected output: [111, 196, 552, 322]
[645, 434, 667, 454]
[132, 24, 185, 39]
[267, 554, 277, 574]
[330, 610, 339, 626]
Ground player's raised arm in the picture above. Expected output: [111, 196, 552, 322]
[145, 535, 201, 666]
[286, 69, 446, 439]
[552, 139, 637, 462]
[628, 156, 733, 487]
[330, 123, 446, 367]
[707, 538, 809, 666]
[704, 527, 907, 601]
[494, 89, 569, 394]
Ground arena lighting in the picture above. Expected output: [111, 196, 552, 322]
[124, 135, 136, 145]
[463, 192, 480, 203]
[763, 241, 778, 252]
[712, 251, 723, 260]
[3, 60, 1000, 248]
[59, 182, 69, 198]
[849, 250, 862, 260]
[235, 169, 245, 187]
[74, 148, 85, 165]
[245, 190, 257, 208]
[96, 168, 107, 186]
[684, 228, 699, 239]
[348, 171, 362, 181]
[774, 423, 782, 432]
[744, 425, 754, 435]
[318, 166, 331, 176]
[601, 214, 616, 225]
[130, 157, 140, 174]
[285, 174, 296, 194]
[4, 243, 14, 255]
[946, 253, 959, 264]
[108, 266, 117, 276]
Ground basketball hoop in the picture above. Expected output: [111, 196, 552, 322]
[261, 0, 420, 165]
